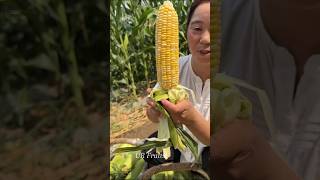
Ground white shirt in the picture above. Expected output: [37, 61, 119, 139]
[178, 55, 210, 163]
[222, 0, 320, 179]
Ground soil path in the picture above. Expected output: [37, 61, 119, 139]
[115, 121, 157, 139]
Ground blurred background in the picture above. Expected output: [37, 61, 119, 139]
[0, 0, 107, 179]
[110, 0, 191, 143]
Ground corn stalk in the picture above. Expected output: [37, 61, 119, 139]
[56, 0, 84, 109]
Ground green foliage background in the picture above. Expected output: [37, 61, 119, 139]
[110, 0, 192, 101]
[0, 0, 106, 130]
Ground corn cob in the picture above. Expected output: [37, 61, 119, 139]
[151, 1, 198, 160]
[210, 0, 253, 132]
[156, 1, 179, 90]
[211, 0, 221, 78]
[211, 0, 222, 134]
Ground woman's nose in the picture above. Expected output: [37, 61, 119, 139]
[200, 30, 210, 44]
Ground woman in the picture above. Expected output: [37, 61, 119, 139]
[212, 0, 320, 179]
[146, 0, 210, 164]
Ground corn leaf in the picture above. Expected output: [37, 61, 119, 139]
[114, 139, 171, 154]
[154, 93, 169, 102]
[157, 116, 171, 158]
[177, 128, 199, 161]
[150, 86, 199, 161]
[158, 116, 170, 139]
[124, 158, 145, 180]
[162, 147, 171, 160]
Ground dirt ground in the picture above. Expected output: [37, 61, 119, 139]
[110, 96, 158, 141]
[0, 112, 106, 180]
[0, 95, 157, 180]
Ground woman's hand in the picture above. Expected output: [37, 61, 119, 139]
[211, 119, 301, 180]
[161, 99, 210, 145]
[146, 89, 199, 124]
[160, 99, 199, 126]
[146, 88, 162, 123]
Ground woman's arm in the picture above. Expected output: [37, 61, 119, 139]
[212, 119, 301, 180]
[185, 113, 210, 145]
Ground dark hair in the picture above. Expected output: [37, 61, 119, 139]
[186, 0, 210, 32]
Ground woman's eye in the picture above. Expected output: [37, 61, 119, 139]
[193, 27, 202, 31]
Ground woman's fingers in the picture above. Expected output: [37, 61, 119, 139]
[146, 106, 161, 123]
[145, 88, 161, 123]
[160, 99, 178, 113]
[146, 97, 155, 107]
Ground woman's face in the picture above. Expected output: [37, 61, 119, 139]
[187, 2, 210, 64]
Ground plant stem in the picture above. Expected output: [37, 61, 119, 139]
[127, 57, 137, 98]
[56, 0, 84, 109]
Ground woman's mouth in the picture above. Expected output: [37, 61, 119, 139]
[199, 49, 210, 55]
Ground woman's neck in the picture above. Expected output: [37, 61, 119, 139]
[191, 58, 210, 83]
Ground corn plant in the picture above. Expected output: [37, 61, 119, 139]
[0, 0, 106, 128]
[110, 0, 191, 100]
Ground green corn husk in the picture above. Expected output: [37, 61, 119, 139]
[114, 139, 171, 154]
[149, 85, 199, 161]
[110, 144, 140, 180]
[212, 73, 275, 139]
[110, 154, 128, 180]
[125, 158, 145, 180]
[112, 86, 200, 178]
[156, 116, 171, 159]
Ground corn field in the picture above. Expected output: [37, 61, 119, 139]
[110, 0, 192, 101]
[0, 0, 108, 179]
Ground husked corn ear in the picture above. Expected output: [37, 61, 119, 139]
[156, 1, 179, 90]
[212, 0, 222, 134]
[211, 0, 221, 78]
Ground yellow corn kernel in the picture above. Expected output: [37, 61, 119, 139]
[212, 0, 221, 77]
[155, 1, 179, 90]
